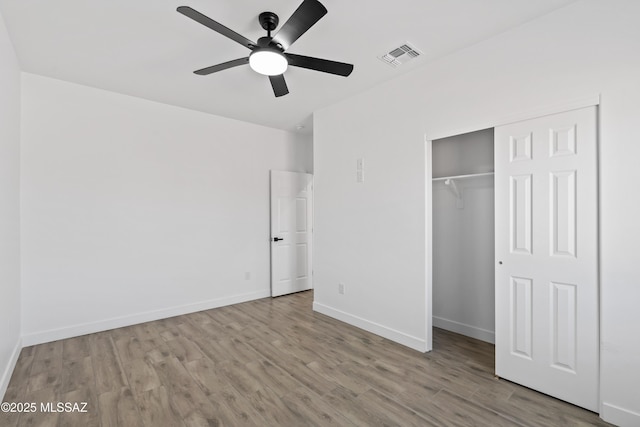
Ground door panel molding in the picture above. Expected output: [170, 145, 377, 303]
[495, 106, 599, 411]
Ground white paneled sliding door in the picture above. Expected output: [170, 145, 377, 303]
[494, 106, 598, 411]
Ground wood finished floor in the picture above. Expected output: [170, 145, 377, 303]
[2, 291, 611, 427]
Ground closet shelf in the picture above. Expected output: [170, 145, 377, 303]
[432, 172, 494, 182]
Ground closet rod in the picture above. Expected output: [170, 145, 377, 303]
[432, 172, 494, 182]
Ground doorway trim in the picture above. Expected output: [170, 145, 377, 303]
[424, 93, 601, 353]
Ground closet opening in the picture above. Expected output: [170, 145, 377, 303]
[431, 127, 495, 349]
[426, 105, 600, 411]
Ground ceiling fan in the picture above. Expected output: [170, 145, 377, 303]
[177, 0, 354, 97]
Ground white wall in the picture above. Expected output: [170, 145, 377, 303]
[0, 9, 21, 399]
[432, 129, 494, 178]
[313, 0, 640, 424]
[20, 73, 311, 345]
[313, 102, 428, 350]
[432, 130, 494, 343]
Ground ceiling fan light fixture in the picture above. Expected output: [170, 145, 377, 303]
[178, 1, 352, 97]
[249, 48, 288, 76]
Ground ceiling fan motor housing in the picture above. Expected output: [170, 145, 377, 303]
[259, 12, 279, 33]
[257, 36, 279, 50]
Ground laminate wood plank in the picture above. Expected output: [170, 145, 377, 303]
[175, 318, 214, 342]
[134, 386, 186, 427]
[182, 311, 218, 331]
[185, 356, 267, 427]
[430, 388, 526, 427]
[306, 360, 371, 395]
[90, 333, 128, 395]
[234, 318, 288, 344]
[243, 335, 299, 364]
[164, 336, 205, 364]
[56, 387, 100, 427]
[211, 385, 269, 426]
[299, 337, 352, 368]
[248, 340, 336, 396]
[284, 362, 347, 398]
[245, 386, 307, 426]
[152, 317, 183, 342]
[336, 360, 407, 396]
[98, 387, 144, 427]
[60, 356, 94, 394]
[233, 300, 275, 324]
[202, 309, 244, 332]
[1, 350, 35, 425]
[113, 337, 147, 365]
[508, 387, 612, 426]
[17, 386, 59, 427]
[472, 386, 558, 427]
[244, 359, 303, 398]
[407, 358, 482, 399]
[323, 335, 380, 366]
[363, 387, 457, 427]
[327, 384, 435, 427]
[130, 323, 165, 353]
[316, 314, 386, 344]
[454, 365, 515, 400]
[62, 335, 92, 361]
[216, 359, 263, 395]
[122, 358, 161, 395]
[151, 356, 224, 424]
[371, 392, 466, 427]
[108, 325, 136, 343]
[182, 358, 225, 399]
[19, 346, 36, 358]
[269, 337, 319, 365]
[281, 386, 356, 426]
[144, 347, 172, 365]
[218, 337, 261, 365]
[3, 290, 612, 427]
[0, 387, 22, 427]
[182, 412, 237, 427]
[192, 336, 236, 364]
[6, 349, 34, 386]
[213, 304, 255, 327]
[26, 341, 64, 393]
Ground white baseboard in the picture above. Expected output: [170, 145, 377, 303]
[0, 337, 22, 400]
[601, 402, 640, 427]
[22, 290, 270, 346]
[313, 302, 427, 352]
[432, 316, 495, 344]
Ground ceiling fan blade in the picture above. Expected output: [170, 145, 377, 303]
[285, 53, 353, 77]
[269, 74, 289, 97]
[271, 0, 327, 51]
[194, 57, 249, 75]
[177, 6, 256, 50]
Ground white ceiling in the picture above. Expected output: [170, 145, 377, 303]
[0, 0, 577, 133]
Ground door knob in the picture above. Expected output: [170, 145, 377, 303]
[273, 237, 284, 242]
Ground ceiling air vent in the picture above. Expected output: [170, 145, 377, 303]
[379, 43, 421, 68]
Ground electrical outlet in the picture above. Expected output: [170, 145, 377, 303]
[338, 283, 345, 295]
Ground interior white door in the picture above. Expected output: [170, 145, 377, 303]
[270, 170, 313, 297]
[495, 106, 598, 411]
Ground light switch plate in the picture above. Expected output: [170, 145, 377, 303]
[356, 158, 364, 183]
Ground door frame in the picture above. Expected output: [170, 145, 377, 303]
[269, 170, 314, 297]
[424, 94, 602, 404]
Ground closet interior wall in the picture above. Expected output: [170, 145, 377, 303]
[432, 128, 495, 343]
